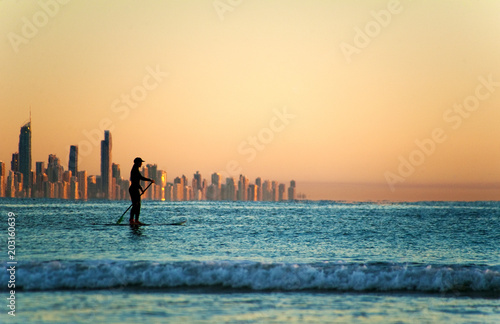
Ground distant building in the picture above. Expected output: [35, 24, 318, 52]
[0, 161, 5, 197]
[78, 171, 88, 200]
[47, 155, 63, 183]
[100, 130, 112, 199]
[112, 163, 121, 180]
[182, 175, 188, 191]
[184, 185, 193, 201]
[238, 175, 249, 201]
[255, 177, 262, 201]
[278, 183, 286, 201]
[34, 162, 45, 197]
[48, 154, 57, 165]
[69, 145, 78, 176]
[165, 183, 173, 201]
[173, 181, 183, 201]
[271, 181, 278, 202]
[63, 170, 72, 183]
[70, 176, 79, 200]
[87, 175, 97, 199]
[6, 171, 14, 198]
[262, 180, 272, 201]
[173, 177, 185, 201]
[193, 171, 202, 190]
[248, 184, 258, 201]
[35, 161, 45, 175]
[288, 180, 296, 201]
[18, 121, 32, 196]
[206, 184, 217, 200]
[11, 153, 19, 173]
[58, 181, 68, 199]
[225, 177, 236, 201]
[43, 180, 54, 198]
[211, 172, 222, 200]
[192, 171, 205, 200]
[159, 170, 167, 201]
[147, 164, 157, 183]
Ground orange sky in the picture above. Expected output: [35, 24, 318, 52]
[1, 0, 499, 201]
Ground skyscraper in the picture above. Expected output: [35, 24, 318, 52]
[173, 176, 184, 201]
[11, 153, 19, 172]
[211, 172, 221, 200]
[112, 163, 121, 179]
[18, 120, 32, 196]
[225, 177, 236, 201]
[34, 161, 45, 198]
[100, 130, 112, 199]
[238, 175, 249, 201]
[255, 177, 262, 201]
[159, 170, 167, 201]
[193, 171, 202, 191]
[78, 171, 88, 200]
[69, 145, 78, 176]
[288, 180, 296, 201]
[146, 164, 158, 183]
[248, 184, 257, 201]
[173, 177, 183, 201]
[278, 183, 286, 201]
[0, 161, 5, 197]
[36, 161, 45, 175]
[112, 163, 122, 200]
[6, 171, 15, 198]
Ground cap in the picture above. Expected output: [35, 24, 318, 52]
[134, 157, 145, 163]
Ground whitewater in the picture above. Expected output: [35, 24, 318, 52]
[1, 199, 499, 323]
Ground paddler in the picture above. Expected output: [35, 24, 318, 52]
[129, 157, 154, 225]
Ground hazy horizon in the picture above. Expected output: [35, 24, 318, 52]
[2, 0, 499, 201]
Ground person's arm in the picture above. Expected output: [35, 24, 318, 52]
[140, 180, 152, 194]
[139, 175, 154, 183]
[139, 178, 154, 194]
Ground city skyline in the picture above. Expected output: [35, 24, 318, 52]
[1, 115, 499, 201]
[1, 126, 300, 202]
[1, 1, 500, 201]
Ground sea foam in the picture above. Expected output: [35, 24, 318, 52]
[2, 260, 499, 295]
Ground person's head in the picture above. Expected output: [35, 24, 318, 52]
[133, 157, 144, 167]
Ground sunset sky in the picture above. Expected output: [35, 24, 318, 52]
[1, 0, 499, 200]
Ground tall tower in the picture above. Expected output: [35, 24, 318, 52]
[211, 172, 221, 200]
[69, 145, 78, 176]
[193, 171, 202, 191]
[238, 175, 249, 201]
[288, 180, 296, 201]
[77, 171, 88, 200]
[100, 130, 112, 199]
[0, 161, 5, 198]
[225, 177, 236, 201]
[18, 118, 32, 196]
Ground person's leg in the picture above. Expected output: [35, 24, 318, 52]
[130, 202, 139, 223]
[134, 198, 142, 223]
[129, 188, 140, 223]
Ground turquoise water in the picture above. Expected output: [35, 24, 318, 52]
[1, 199, 499, 323]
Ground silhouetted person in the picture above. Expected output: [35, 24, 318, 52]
[129, 157, 154, 225]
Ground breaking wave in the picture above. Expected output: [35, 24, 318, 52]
[3, 260, 499, 295]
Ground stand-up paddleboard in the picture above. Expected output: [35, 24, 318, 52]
[94, 220, 187, 226]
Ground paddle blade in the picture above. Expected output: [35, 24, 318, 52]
[116, 214, 125, 224]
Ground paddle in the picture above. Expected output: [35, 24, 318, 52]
[116, 181, 153, 224]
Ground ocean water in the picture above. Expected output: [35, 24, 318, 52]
[1, 198, 499, 323]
